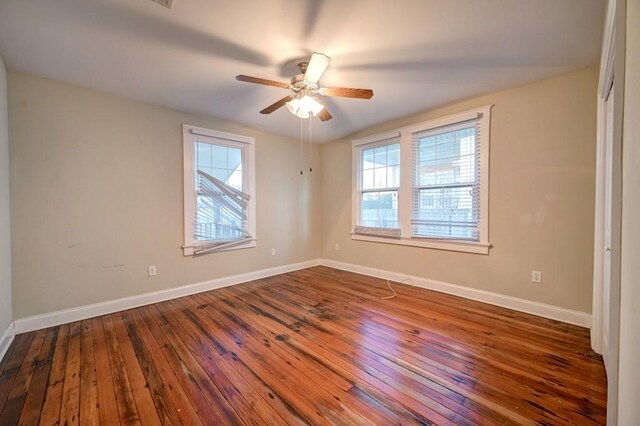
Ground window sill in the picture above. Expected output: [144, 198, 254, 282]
[183, 240, 257, 256]
[350, 233, 490, 255]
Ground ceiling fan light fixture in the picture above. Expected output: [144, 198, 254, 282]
[286, 95, 324, 119]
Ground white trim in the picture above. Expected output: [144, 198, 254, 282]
[352, 130, 401, 147]
[185, 124, 254, 144]
[182, 124, 257, 256]
[592, 0, 617, 354]
[351, 233, 490, 254]
[0, 321, 16, 364]
[14, 259, 321, 333]
[598, 0, 616, 97]
[320, 259, 591, 328]
[592, 96, 606, 354]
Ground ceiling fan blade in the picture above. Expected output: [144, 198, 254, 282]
[236, 75, 290, 89]
[321, 87, 374, 99]
[304, 52, 331, 85]
[260, 96, 294, 114]
[317, 108, 332, 122]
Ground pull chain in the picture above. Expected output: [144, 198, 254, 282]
[309, 117, 313, 172]
[300, 118, 303, 175]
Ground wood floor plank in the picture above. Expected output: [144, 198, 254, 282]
[92, 317, 119, 426]
[0, 266, 607, 425]
[59, 322, 82, 426]
[0, 330, 46, 425]
[39, 324, 70, 426]
[110, 313, 162, 426]
[79, 320, 99, 426]
[102, 315, 142, 425]
[18, 327, 59, 426]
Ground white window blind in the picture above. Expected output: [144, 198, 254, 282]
[193, 170, 252, 254]
[355, 138, 401, 237]
[411, 119, 481, 240]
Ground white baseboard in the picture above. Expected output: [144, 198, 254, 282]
[0, 321, 16, 364]
[12, 257, 591, 334]
[319, 259, 592, 328]
[14, 259, 321, 334]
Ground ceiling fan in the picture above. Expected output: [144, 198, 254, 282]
[236, 52, 374, 121]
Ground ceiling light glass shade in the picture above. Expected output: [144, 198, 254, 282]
[286, 95, 324, 119]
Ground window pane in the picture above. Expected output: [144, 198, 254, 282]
[211, 168, 229, 182]
[363, 148, 375, 170]
[360, 142, 400, 190]
[228, 170, 243, 191]
[227, 147, 242, 171]
[417, 127, 475, 182]
[196, 143, 212, 168]
[374, 146, 387, 167]
[373, 167, 387, 189]
[212, 145, 227, 169]
[387, 165, 400, 187]
[387, 145, 400, 166]
[361, 190, 398, 228]
[362, 169, 374, 190]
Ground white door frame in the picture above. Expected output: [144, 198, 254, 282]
[592, 0, 622, 423]
[592, 0, 617, 355]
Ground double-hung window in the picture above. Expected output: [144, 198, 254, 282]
[352, 106, 492, 254]
[353, 134, 401, 237]
[412, 120, 481, 240]
[183, 125, 256, 256]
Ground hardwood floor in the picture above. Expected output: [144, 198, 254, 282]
[0, 266, 606, 425]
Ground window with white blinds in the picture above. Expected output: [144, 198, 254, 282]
[412, 120, 481, 240]
[351, 106, 491, 254]
[183, 125, 256, 256]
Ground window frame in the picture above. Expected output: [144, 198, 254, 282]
[183, 124, 256, 256]
[351, 106, 492, 255]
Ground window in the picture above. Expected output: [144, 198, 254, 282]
[183, 125, 256, 256]
[352, 106, 492, 254]
[354, 136, 401, 237]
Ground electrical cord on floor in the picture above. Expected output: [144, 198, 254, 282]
[381, 278, 413, 300]
[382, 280, 397, 300]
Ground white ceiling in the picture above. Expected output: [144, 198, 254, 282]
[0, 0, 605, 143]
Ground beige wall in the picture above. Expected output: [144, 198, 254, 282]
[0, 57, 12, 333]
[8, 72, 322, 319]
[618, 0, 640, 422]
[321, 66, 598, 313]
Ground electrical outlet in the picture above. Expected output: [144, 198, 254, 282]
[148, 265, 157, 277]
[531, 270, 542, 283]
[335, 243, 340, 251]
[271, 248, 276, 256]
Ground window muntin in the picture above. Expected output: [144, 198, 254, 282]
[412, 122, 480, 240]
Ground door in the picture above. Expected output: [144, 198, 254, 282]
[602, 86, 614, 369]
